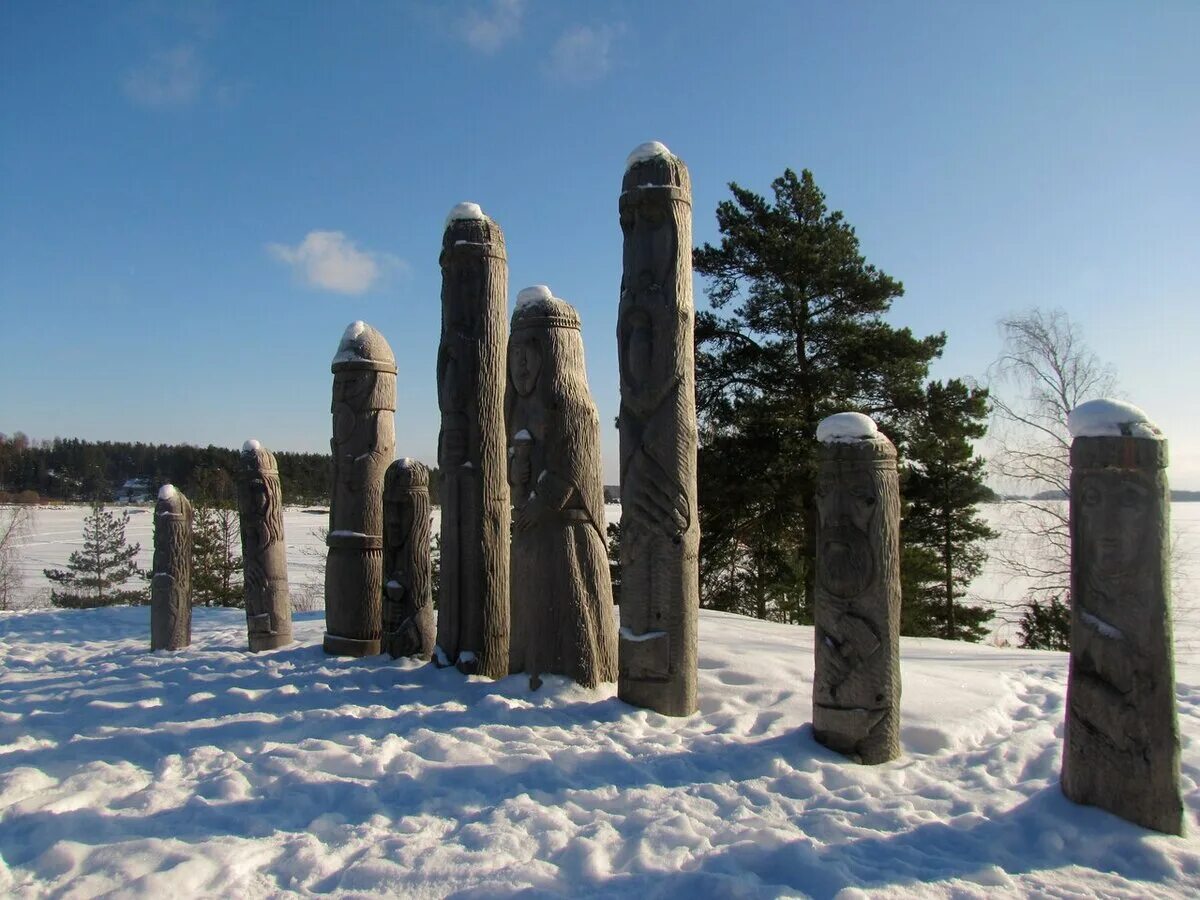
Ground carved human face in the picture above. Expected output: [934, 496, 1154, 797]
[333, 370, 375, 444]
[385, 493, 413, 549]
[246, 476, 270, 518]
[816, 467, 879, 599]
[1078, 472, 1152, 578]
[508, 333, 542, 397]
[620, 189, 675, 300]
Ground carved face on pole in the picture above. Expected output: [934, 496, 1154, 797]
[240, 465, 283, 547]
[509, 330, 542, 398]
[384, 487, 415, 553]
[816, 464, 882, 599]
[1078, 472, 1152, 578]
[618, 153, 691, 417]
[332, 369, 378, 462]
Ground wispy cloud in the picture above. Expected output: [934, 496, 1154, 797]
[122, 45, 205, 108]
[268, 231, 402, 296]
[460, 0, 525, 54]
[546, 24, 620, 84]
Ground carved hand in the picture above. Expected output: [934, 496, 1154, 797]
[513, 496, 546, 533]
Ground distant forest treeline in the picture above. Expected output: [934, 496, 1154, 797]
[0, 434, 442, 506]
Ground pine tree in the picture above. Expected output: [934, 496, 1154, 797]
[44, 503, 144, 607]
[192, 503, 243, 608]
[901, 379, 997, 642]
[694, 168, 944, 620]
[190, 468, 243, 608]
[1018, 596, 1071, 650]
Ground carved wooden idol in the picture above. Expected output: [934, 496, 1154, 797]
[381, 458, 435, 660]
[237, 439, 293, 651]
[617, 142, 700, 716]
[435, 202, 510, 677]
[324, 321, 396, 657]
[812, 413, 901, 764]
[150, 484, 193, 651]
[506, 287, 617, 689]
[1062, 400, 1182, 834]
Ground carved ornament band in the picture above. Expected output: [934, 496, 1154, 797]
[331, 358, 399, 375]
[512, 313, 581, 332]
[443, 242, 506, 263]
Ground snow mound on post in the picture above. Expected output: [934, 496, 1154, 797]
[243, 439, 262, 453]
[625, 141, 672, 170]
[1067, 398, 1162, 440]
[444, 201, 485, 230]
[157, 484, 177, 501]
[516, 285, 554, 310]
[331, 321, 368, 364]
[817, 412, 879, 444]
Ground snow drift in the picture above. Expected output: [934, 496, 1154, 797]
[0, 606, 1197, 897]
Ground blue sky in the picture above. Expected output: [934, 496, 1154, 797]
[2, 1, 1198, 486]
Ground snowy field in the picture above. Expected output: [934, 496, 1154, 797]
[8, 502, 1200, 658]
[1, 607, 1199, 897]
[1, 503, 1199, 896]
[975, 502, 1200, 654]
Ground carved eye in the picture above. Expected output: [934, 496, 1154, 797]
[1120, 484, 1147, 509]
[1082, 486, 1101, 507]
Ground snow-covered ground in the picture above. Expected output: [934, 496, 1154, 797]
[0, 604, 1197, 897]
[1, 503, 1200, 896]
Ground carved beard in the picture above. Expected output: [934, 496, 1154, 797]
[820, 523, 874, 599]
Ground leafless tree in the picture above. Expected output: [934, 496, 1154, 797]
[0, 504, 34, 610]
[987, 308, 1117, 606]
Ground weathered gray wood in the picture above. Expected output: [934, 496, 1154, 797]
[324, 321, 396, 658]
[506, 289, 617, 689]
[237, 440, 293, 652]
[812, 422, 902, 764]
[150, 485, 192, 651]
[1063, 433, 1182, 834]
[381, 458, 435, 660]
[435, 205, 510, 678]
[616, 143, 700, 716]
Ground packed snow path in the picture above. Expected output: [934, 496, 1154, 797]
[0, 608, 1197, 898]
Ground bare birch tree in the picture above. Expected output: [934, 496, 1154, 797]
[987, 309, 1117, 645]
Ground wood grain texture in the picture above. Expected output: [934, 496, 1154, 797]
[812, 436, 902, 765]
[150, 488, 193, 651]
[237, 443, 293, 652]
[1063, 435, 1182, 834]
[617, 150, 700, 716]
[436, 216, 510, 678]
[506, 296, 617, 689]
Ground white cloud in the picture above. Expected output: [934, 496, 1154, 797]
[267, 231, 400, 295]
[546, 24, 619, 84]
[461, 0, 525, 54]
[122, 45, 204, 108]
